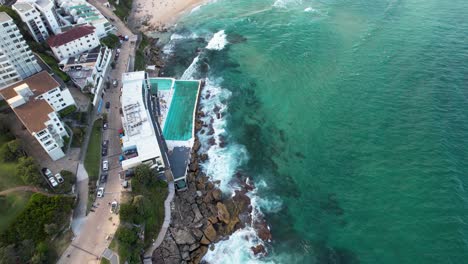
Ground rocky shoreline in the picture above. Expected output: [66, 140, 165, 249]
[152, 94, 272, 263]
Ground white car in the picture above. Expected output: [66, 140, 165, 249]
[97, 187, 105, 198]
[102, 160, 109, 171]
[55, 173, 64, 184]
[49, 177, 58, 187]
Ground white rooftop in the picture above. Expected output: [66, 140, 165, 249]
[0, 12, 13, 23]
[120, 71, 163, 170]
[13, 3, 35, 13]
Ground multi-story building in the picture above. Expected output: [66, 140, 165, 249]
[57, 0, 115, 38]
[0, 71, 76, 160]
[13, 2, 50, 42]
[59, 45, 112, 102]
[120, 72, 166, 172]
[0, 12, 42, 89]
[47, 25, 99, 60]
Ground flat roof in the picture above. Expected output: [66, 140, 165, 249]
[13, 99, 53, 133]
[121, 71, 163, 169]
[0, 71, 59, 100]
[13, 3, 34, 13]
[0, 12, 13, 23]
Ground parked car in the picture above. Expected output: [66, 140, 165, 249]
[122, 180, 129, 189]
[105, 102, 110, 109]
[42, 168, 52, 177]
[103, 122, 109, 130]
[49, 177, 58, 187]
[103, 140, 109, 147]
[55, 173, 64, 183]
[102, 147, 108, 157]
[97, 187, 104, 198]
[102, 160, 109, 171]
[100, 173, 108, 184]
[112, 79, 118, 87]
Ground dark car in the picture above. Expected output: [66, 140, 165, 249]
[100, 173, 108, 183]
[103, 140, 109, 147]
[105, 102, 110, 109]
[102, 147, 108, 156]
[103, 122, 108, 130]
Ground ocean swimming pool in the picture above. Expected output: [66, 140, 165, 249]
[149, 78, 173, 94]
[162, 80, 200, 141]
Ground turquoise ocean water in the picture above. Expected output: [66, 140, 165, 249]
[157, 0, 468, 263]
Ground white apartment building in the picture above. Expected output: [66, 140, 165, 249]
[13, 2, 50, 42]
[57, 0, 115, 38]
[59, 45, 111, 101]
[0, 12, 42, 89]
[120, 71, 166, 172]
[47, 25, 99, 60]
[0, 71, 75, 160]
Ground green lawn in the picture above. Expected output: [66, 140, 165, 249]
[141, 182, 168, 247]
[84, 119, 102, 182]
[101, 258, 111, 264]
[37, 53, 70, 82]
[0, 133, 24, 191]
[0, 192, 32, 232]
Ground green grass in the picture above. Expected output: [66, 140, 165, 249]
[135, 34, 150, 71]
[84, 119, 102, 182]
[140, 182, 167, 247]
[0, 133, 24, 191]
[101, 258, 111, 264]
[0, 100, 8, 109]
[109, 0, 133, 20]
[59, 105, 77, 118]
[71, 127, 86, 148]
[37, 53, 70, 82]
[0, 192, 31, 232]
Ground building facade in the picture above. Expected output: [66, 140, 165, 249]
[17, 0, 62, 34]
[0, 71, 74, 160]
[59, 45, 112, 99]
[57, 0, 115, 38]
[0, 12, 42, 89]
[13, 3, 50, 42]
[47, 25, 100, 60]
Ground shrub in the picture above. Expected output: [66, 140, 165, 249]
[59, 105, 77, 118]
[15, 157, 43, 186]
[100, 34, 120, 49]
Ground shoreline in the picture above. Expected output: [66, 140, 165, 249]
[127, 1, 273, 262]
[129, 0, 208, 32]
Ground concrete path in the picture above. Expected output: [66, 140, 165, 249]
[102, 248, 120, 264]
[0, 186, 54, 196]
[144, 181, 175, 259]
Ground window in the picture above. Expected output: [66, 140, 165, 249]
[59, 98, 64, 102]
[61, 103, 66, 106]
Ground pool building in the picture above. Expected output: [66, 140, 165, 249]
[120, 72, 201, 190]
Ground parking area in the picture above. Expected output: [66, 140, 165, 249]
[6, 112, 80, 176]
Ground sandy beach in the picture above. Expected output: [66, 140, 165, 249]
[131, 0, 206, 31]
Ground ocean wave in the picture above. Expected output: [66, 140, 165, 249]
[272, 0, 302, 9]
[304, 7, 317, 13]
[206, 30, 229, 50]
[203, 227, 275, 264]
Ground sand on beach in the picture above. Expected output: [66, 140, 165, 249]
[131, 0, 206, 31]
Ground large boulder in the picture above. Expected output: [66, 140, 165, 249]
[251, 244, 266, 256]
[171, 228, 196, 245]
[212, 188, 222, 201]
[190, 246, 208, 264]
[203, 223, 217, 242]
[192, 204, 204, 223]
[216, 202, 230, 224]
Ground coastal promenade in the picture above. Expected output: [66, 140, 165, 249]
[57, 3, 137, 263]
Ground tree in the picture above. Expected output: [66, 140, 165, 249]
[0, 244, 17, 264]
[16, 157, 43, 186]
[119, 203, 138, 223]
[7, 139, 24, 156]
[0, 145, 16, 162]
[44, 223, 58, 236]
[134, 164, 155, 186]
[18, 240, 35, 263]
[132, 195, 148, 217]
[100, 34, 120, 49]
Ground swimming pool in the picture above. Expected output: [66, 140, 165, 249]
[162, 81, 200, 141]
[149, 78, 174, 94]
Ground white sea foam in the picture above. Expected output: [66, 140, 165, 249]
[304, 7, 317, 13]
[197, 78, 249, 193]
[181, 56, 200, 80]
[170, 32, 199, 40]
[206, 30, 228, 50]
[273, 0, 302, 9]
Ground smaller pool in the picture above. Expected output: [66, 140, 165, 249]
[149, 78, 174, 94]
